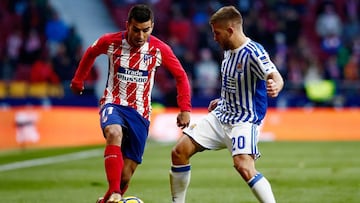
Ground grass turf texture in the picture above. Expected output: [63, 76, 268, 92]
[0, 141, 359, 203]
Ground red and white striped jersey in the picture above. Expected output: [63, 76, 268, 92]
[72, 31, 191, 120]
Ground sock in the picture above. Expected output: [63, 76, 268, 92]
[247, 173, 276, 203]
[103, 145, 123, 201]
[169, 164, 191, 203]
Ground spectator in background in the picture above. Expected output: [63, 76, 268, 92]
[168, 4, 195, 54]
[343, 54, 359, 81]
[323, 55, 342, 81]
[52, 43, 75, 82]
[6, 27, 23, 65]
[21, 28, 42, 64]
[45, 11, 69, 56]
[30, 55, 60, 84]
[193, 48, 219, 98]
[6, 26, 23, 78]
[342, 0, 360, 45]
[315, 2, 343, 55]
[64, 25, 83, 58]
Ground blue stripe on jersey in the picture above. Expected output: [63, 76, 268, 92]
[215, 40, 271, 125]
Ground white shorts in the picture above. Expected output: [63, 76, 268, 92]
[183, 112, 260, 158]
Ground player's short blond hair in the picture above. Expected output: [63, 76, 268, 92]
[209, 6, 243, 27]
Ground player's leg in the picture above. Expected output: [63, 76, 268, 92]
[120, 157, 138, 195]
[117, 104, 149, 197]
[233, 154, 275, 203]
[102, 124, 124, 203]
[170, 135, 204, 203]
[98, 104, 126, 203]
[230, 123, 276, 203]
[170, 113, 223, 203]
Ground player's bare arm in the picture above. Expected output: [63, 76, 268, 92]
[176, 111, 190, 129]
[266, 71, 284, 98]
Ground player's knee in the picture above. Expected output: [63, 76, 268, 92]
[171, 146, 182, 160]
[233, 157, 256, 181]
[104, 125, 123, 143]
[234, 163, 254, 181]
[171, 146, 188, 164]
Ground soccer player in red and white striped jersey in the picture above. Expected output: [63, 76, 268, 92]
[70, 4, 191, 203]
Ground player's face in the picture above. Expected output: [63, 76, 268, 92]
[211, 23, 232, 50]
[126, 19, 153, 47]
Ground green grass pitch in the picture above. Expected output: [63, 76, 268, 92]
[0, 141, 359, 202]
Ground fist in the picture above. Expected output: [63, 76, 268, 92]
[266, 79, 278, 97]
[70, 80, 84, 95]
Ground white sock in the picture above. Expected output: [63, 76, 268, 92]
[169, 164, 191, 203]
[248, 173, 276, 203]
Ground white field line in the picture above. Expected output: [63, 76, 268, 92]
[0, 148, 103, 172]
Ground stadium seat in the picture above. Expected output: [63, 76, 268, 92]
[28, 82, 48, 98]
[8, 81, 28, 98]
[48, 84, 64, 98]
[0, 81, 7, 98]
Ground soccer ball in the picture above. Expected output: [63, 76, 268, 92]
[120, 196, 144, 203]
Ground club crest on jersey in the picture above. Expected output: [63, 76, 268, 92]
[236, 62, 243, 73]
[189, 124, 197, 130]
[143, 54, 153, 65]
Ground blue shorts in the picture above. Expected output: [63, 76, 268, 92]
[99, 103, 150, 164]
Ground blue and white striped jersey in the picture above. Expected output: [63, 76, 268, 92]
[213, 38, 278, 125]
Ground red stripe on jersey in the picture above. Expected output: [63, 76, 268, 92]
[142, 49, 157, 117]
[127, 47, 140, 110]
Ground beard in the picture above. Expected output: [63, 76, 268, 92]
[220, 39, 232, 50]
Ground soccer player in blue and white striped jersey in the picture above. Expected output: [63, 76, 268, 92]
[170, 5, 284, 203]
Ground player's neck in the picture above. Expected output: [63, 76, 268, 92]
[232, 33, 247, 50]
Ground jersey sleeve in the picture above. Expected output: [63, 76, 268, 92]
[159, 42, 192, 112]
[71, 34, 110, 84]
[252, 51, 278, 80]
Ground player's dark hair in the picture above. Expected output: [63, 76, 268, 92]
[128, 4, 154, 23]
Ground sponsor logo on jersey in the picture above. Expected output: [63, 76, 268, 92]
[259, 55, 274, 70]
[117, 67, 148, 83]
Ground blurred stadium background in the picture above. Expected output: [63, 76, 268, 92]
[0, 0, 360, 150]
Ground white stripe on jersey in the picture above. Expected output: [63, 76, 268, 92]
[213, 38, 277, 125]
[103, 38, 160, 119]
[104, 42, 117, 105]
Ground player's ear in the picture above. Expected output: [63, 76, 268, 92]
[126, 21, 129, 30]
[227, 26, 234, 36]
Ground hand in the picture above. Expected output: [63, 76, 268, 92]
[208, 98, 220, 112]
[70, 80, 84, 95]
[266, 79, 279, 98]
[176, 111, 190, 129]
